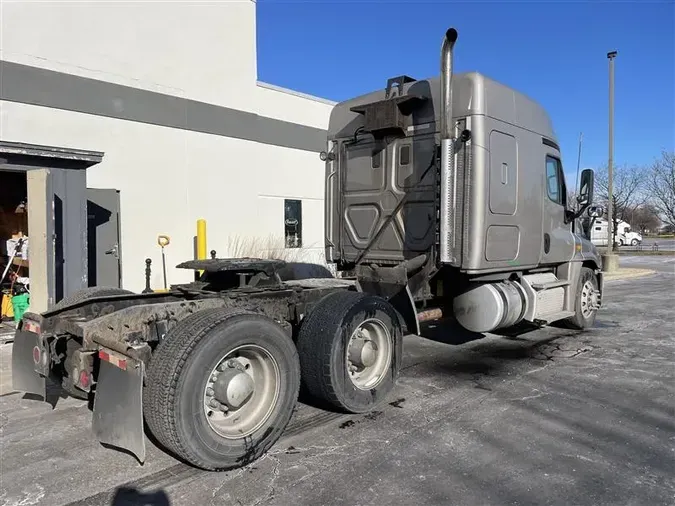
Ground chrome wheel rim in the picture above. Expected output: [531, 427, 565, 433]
[580, 280, 598, 319]
[346, 319, 392, 390]
[203, 344, 280, 439]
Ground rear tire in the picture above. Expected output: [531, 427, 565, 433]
[562, 267, 599, 330]
[144, 308, 300, 471]
[296, 291, 402, 414]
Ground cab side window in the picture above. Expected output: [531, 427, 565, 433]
[545, 156, 566, 206]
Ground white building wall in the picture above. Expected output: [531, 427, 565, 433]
[1, 0, 259, 108]
[0, 0, 335, 293]
[255, 82, 335, 129]
[0, 99, 330, 292]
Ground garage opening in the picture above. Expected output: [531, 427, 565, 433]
[0, 170, 29, 324]
[0, 141, 104, 318]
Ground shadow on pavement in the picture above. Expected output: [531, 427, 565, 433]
[111, 486, 170, 506]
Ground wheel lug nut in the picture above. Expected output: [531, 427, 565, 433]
[209, 399, 220, 408]
[206, 388, 214, 396]
[227, 359, 239, 368]
[218, 363, 228, 372]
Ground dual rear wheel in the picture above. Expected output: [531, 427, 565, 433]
[144, 291, 401, 470]
[296, 291, 403, 413]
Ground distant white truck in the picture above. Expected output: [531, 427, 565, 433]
[591, 218, 642, 246]
[619, 223, 643, 246]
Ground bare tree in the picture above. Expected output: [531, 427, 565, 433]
[595, 163, 646, 249]
[646, 150, 675, 228]
[626, 203, 661, 234]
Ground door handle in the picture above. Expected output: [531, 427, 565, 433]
[105, 244, 119, 258]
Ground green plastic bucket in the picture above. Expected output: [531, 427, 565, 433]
[11, 293, 30, 323]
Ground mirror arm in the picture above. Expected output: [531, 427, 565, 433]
[564, 209, 576, 224]
[571, 201, 592, 221]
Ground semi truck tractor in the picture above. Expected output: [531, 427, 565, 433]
[590, 218, 642, 247]
[11, 27, 604, 472]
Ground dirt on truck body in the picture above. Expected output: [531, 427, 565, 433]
[11, 27, 605, 472]
[14, 258, 357, 468]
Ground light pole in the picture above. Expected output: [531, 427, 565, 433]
[575, 131, 583, 199]
[607, 50, 617, 251]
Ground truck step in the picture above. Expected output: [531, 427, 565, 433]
[538, 310, 575, 323]
[531, 280, 569, 291]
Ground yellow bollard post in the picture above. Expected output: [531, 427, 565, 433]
[197, 219, 207, 276]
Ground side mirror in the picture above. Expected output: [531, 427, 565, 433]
[577, 169, 594, 207]
[587, 205, 604, 218]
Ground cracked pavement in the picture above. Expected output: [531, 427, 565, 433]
[0, 256, 673, 506]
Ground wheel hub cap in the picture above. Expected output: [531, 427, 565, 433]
[213, 368, 255, 409]
[348, 339, 378, 368]
[581, 280, 599, 318]
[346, 319, 393, 391]
[203, 345, 280, 439]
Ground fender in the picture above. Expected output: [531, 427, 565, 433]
[354, 255, 429, 336]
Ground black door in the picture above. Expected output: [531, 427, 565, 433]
[87, 189, 121, 287]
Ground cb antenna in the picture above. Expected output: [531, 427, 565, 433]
[574, 131, 583, 200]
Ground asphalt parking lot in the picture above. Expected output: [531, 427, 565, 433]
[0, 256, 673, 506]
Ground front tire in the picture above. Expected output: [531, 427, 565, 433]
[296, 291, 402, 414]
[562, 267, 600, 330]
[631, 239, 639, 246]
[144, 309, 300, 471]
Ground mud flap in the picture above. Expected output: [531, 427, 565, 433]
[11, 330, 46, 398]
[92, 356, 146, 464]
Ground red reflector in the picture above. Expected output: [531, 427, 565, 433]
[79, 369, 91, 389]
[32, 346, 40, 364]
[98, 349, 127, 370]
[24, 321, 40, 334]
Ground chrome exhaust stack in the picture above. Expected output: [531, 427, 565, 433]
[439, 27, 458, 264]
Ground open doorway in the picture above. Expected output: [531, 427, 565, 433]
[0, 170, 30, 325]
[1, 141, 104, 313]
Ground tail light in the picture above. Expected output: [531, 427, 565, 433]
[32, 346, 41, 364]
[78, 369, 92, 390]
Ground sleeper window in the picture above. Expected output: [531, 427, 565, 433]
[545, 156, 565, 206]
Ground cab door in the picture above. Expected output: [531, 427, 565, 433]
[540, 154, 575, 264]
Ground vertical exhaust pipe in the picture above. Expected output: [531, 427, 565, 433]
[439, 27, 458, 264]
[440, 28, 458, 141]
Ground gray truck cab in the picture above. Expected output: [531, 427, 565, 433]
[323, 28, 603, 336]
[8, 27, 605, 474]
